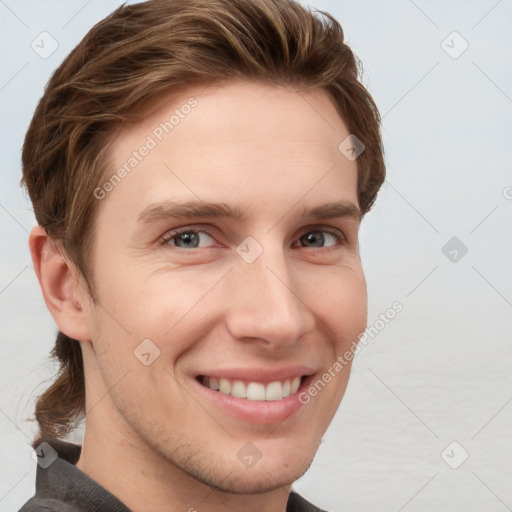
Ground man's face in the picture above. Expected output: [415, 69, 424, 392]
[81, 80, 367, 493]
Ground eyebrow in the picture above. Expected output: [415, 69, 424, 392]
[137, 199, 362, 225]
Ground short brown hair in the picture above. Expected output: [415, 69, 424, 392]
[22, 0, 385, 450]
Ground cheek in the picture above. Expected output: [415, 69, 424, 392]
[339, 280, 367, 342]
[90, 262, 225, 369]
[309, 264, 367, 342]
[91, 251, 190, 330]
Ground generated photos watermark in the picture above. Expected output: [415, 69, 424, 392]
[298, 301, 403, 404]
[93, 97, 198, 200]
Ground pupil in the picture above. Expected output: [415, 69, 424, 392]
[304, 231, 323, 247]
[178, 232, 199, 248]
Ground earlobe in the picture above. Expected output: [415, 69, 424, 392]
[29, 225, 92, 342]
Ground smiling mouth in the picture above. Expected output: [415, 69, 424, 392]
[198, 375, 306, 401]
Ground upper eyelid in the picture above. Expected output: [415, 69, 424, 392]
[159, 225, 216, 242]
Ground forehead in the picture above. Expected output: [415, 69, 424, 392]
[98, 80, 359, 223]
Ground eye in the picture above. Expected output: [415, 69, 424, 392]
[160, 229, 216, 249]
[159, 226, 347, 252]
[297, 228, 345, 249]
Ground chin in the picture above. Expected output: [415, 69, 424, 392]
[192, 457, 314, 495]
[174, 439, 317, 495]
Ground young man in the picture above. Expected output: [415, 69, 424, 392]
[19, 0, 385, 510]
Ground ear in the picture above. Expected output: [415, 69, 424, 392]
[29, 225, 92, 343]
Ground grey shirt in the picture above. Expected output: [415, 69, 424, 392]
[18, 438, 327, 512]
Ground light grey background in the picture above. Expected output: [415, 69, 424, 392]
[1, 1, 511, 511]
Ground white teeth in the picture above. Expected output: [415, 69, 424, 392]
[282, 380, 291, 398]
[219, 378, 230, 395]
[265, 381, 282, 401]
[247, 382, 266, 401]
[290, 376, 301, 394]
[202, 376, 303, 401]
[231, 380, 247, 398]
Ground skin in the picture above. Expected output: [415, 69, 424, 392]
[30, 80, 367, 512]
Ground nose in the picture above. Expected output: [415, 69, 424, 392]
[224, 244, 316, 350]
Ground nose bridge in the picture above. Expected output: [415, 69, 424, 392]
[225, 241, 313, 346]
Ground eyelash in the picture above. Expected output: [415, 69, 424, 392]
[158, 225, 347, 252]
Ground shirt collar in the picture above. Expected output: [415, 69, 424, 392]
[34, 437, 131, 511]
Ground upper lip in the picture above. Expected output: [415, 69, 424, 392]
[196, 366, 316, 384]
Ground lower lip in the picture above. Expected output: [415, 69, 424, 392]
[193, 376, 314, 425]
